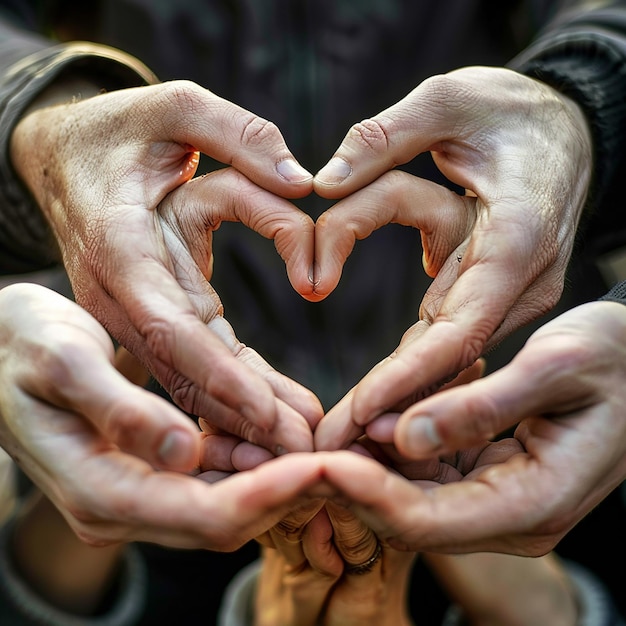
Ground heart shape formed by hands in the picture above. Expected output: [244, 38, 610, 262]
[160, 66, 591, 459]
[9, 66, 591, 463]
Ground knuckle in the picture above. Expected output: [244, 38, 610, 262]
[239, 115, 282, 149]
[280, 502, 324, 533]
[34, 345, 74, 386]
[273, 517, 303, 541]
[159, 79, 203, 109]
[144, 318, 176, 361]
[168, 375, 201, 416]
[330, 512, 374, 561]
[341, 533, 375, 563]
[443, 394, 502, 443]
[236, 417, 263, 448]
[102, 401, 147, 450]
[22, 340, 86, 397]
[531, 334, 595, 375]
[421, 73, 461, 100]
[347, 118, 390, 155]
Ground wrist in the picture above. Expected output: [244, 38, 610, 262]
[0, 42, 158, 274]
[18, 73, 103, 116]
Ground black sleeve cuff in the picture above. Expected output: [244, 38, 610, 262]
[0, 42, 159, 274]
[509, 32, 626, 216]
[598, 280, 626, 305]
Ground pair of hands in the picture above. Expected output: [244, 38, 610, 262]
[3, 65, 617, 555]
[255, 498, 415, 626]
[1, 282, 626, 558]
[9, 65, 591, 455]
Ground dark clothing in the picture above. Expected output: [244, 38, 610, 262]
[0, 1, 625, 624]
[1, 1, 626, 402]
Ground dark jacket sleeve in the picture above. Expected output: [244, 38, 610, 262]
[0, 5, 159, 274]
[599, 280, 626, 304]
[508, 0, 626, 214]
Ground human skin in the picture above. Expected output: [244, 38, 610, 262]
[313, 300, 626, 555]
[255, 501, 578, 626]
[9, 78, 323, 461]
[199, 300, 626, 556]
[5, 65, 605, 558]
[247, 436, 578, 626]
[0, 282, 327, 549]
[255, 500, 415, 626]
[312, 66, 593, 439]
[9, 66, 592, 460]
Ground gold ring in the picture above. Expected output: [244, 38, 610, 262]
[344, 541, 382, 575]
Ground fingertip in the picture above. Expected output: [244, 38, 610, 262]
[296, 263, 339, 302]
[298, 290, 329, 303]
[314, 157, 353, 191]
[351, 392, 380, 427]
[300, 252, 343, 303]
[275, 158, 314, 197]
[395, 415, 443, 459]
[285, 260, 331, 303]
[309, 270, 341, 302]
[179, 148, 201, 182]
[290, 266, 339, 302]
[364, 413, 400, 444]
[298, 393, 325, 431]
[157, 428, 200, 471]
[268, 411, 316, 456]
[231, 441, 275, 471]
[421, 249, 438, 279]
[313, 416, 363, 452]
[276, 157, 313, 182]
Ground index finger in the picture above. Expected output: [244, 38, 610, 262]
[313, 71, 480, 197]
[318, 451, 546, 555]
[312, 170, 474, 299]
[348, 206, 554, 426]
[71, 451, 328, 551]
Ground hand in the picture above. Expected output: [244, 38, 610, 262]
[256, 499, 415, 626]
[198, 432, 416, 626]
[312, 66, 592, 442]
[0, 283, 326, 549]
[317, 300, 626, 554]
[10, 79, 322, 455]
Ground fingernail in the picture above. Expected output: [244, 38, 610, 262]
[276, 158, 313, 183]
[308, 261, 320, 286]
[316, 157, 352, 185]
[158, 430, 194, 467]
[406, 416, 441, 455]
[198, 418, 211, 433]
